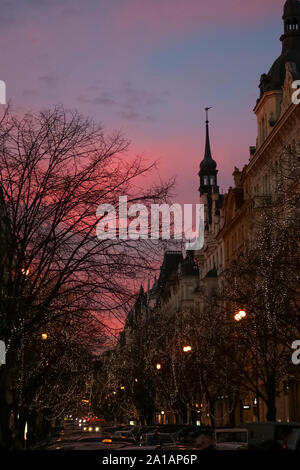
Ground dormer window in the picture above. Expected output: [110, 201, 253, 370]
[204, 176, 209, 185]
[210, 176, 215, 185]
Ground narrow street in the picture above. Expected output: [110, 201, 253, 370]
[45, 427, 134, 451]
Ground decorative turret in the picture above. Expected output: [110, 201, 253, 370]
[198, 108, 219, 225]
[259, 0, 300, 96]
[254, 0, 300, 148]
[283, 0, 300, 36]
[198, 108, 219, 196]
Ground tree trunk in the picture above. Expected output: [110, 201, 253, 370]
[266, 399, 277, 422]
[207, 395, 215, 427]
[0, 370, 11, 449]
[266, 379, 277, 422]
[228, 397, 237, 427]
[0, 396, 11, 449]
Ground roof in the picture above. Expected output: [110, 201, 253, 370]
[283, 0, 300, 18]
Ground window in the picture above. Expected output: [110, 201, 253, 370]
[293, 19, 298, 31]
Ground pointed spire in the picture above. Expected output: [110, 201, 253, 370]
[200, 107, 217, 171]
[204, 107, 213, 162]
[199, 108, 219, 199]
[138, 284, 144, 296]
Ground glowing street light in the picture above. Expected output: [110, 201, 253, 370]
[120, 386, 125, 390]
[41, 333, 48, 340]
[234, 310, 247, 322]
[183, 345, 192, 353]
[156, 363, 162, 370]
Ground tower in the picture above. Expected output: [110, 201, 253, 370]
[282, 0, 300, 42]
[255, 0, 300, 147]
[198, 108, 219, 225]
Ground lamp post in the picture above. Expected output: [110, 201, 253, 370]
[233, 309, 259, 420]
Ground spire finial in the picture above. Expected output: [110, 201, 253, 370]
[205, 106, 212, 124]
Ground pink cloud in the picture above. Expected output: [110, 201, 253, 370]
[112, 0, 284, 40]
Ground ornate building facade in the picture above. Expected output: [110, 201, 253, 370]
[196, 0, 300, 425]
[117, 0, 300, 427]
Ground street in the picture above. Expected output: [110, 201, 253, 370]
[45, 427, 135, 451]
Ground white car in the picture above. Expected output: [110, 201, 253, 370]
[214, 428, 248, 450]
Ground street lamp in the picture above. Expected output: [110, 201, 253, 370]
[156, 363, 162, 370]
[41, 333, 48, 340]
[183, 345, 192, 353]
[234, 310, 247, 322]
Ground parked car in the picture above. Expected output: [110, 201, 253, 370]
[244, 422, 300, 450]
[124, 432, 177, 450]
[214, 428, 248, 450]
[282, 428, 300, 450]
[114, 430, 136, 443]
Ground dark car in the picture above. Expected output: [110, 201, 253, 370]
[245, 422, 300, 450]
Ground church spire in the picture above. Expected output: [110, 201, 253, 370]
[204, 107, 213, 162]
[198, 108, 219, 197]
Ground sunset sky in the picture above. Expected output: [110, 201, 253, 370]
[1, 0, 285, 205]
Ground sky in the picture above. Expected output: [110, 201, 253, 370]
[1, 0, 286, 205]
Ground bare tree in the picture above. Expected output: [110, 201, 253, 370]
[0, 105, 173, 448]
[220, 203, 300, 422]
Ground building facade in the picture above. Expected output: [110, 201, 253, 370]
[117, 0, 300, 427]
[197, 0, 300, 425]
